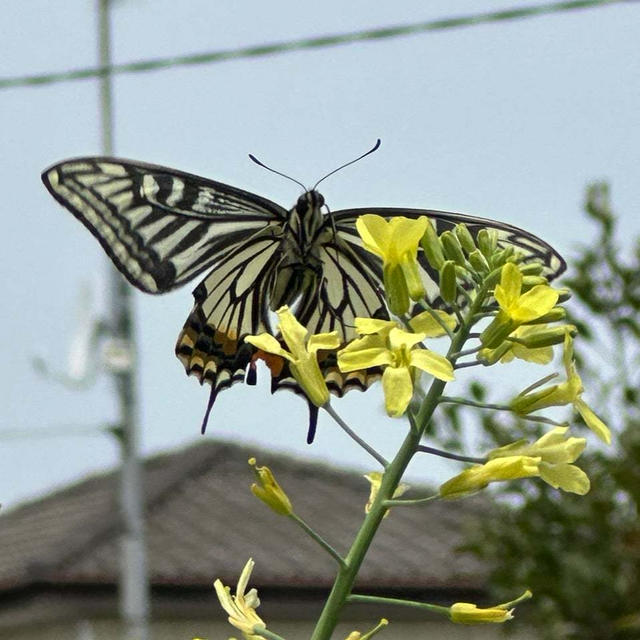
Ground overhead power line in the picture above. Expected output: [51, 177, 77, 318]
[0, 0, 631, 90]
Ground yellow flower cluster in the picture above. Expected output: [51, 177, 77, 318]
[440, 428, 590, 498]
[242, 213, 609, 451]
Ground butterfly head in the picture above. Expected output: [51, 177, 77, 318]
[296, 190, 325, 216]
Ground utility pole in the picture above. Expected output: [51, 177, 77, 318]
[97, 2, 151, 639]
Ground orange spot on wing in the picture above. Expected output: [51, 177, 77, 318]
[253, 350, 285, 377]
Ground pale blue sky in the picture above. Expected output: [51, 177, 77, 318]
[2, 1, 639, 509]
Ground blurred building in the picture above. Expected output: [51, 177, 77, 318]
[0, 440, 531, 639]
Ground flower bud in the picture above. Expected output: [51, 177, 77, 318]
[249, 458, 293, 516]
[449, 602, 514, 624]
[468, 249, 490, 274]
[477, 343, 511, 365]
[420, 221, 445, 270]
[383, 264, 410, 316]
[439, 260, 458, 304]
[449, 591, 531, 625]
[508, 325, 576, 349]
[524, 306, 567, 325]
[479, 313, 517, 349]
[477, 228, 498, 259]
[440, 231, 467, 266]
[400, 258, 426, 301]
[439, 456, 541, 499]
[490, 246, 515, 268]
[519, 261, 544, 276]
[521, 275, 549, 289]
[455, 223, 476, 254]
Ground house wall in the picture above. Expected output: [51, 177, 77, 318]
[6, 616, 537, 640]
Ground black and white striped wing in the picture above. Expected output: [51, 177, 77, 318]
[272, 223, 388, 401]
[42, 158, 287, 294]
[175, 230, 283, 391]
[332, 207, 567, 304]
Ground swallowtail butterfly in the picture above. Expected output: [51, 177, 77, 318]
[42, 153, 566, 439]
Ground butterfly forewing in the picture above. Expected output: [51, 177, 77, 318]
[332, 207, 566, 302]
[42, 158, 287, 293]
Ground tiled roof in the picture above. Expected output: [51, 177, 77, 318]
[0, 439, 487, 592]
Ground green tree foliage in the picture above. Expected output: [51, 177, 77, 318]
[464, 183, 640, 639]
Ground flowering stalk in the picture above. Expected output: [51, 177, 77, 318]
[310, 269, 484, 640]
[216, 215, 608, 640]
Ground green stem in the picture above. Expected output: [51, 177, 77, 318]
[440, 396, 511, 411]
[518, 372, 559, 395]
[255, 627, 289, 640]
[324, 404, 388, 468]
[309, 422, 424, 640]
[439, 395, 567, 426]
[347, 593, 450, 616]
[289, 513, 347, 569]
[417, 444, 485, 464]
[522, 414, 569, 426]
[450, 345, 481, 359]
[384, 494, 438, 506]
[453, 360, 483, 370]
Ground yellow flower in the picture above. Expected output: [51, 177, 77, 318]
[480, 262, 559, 349]
[439, 456, 540, 499]
[449, 591, 532, 624]
[214, 559, 267, 640]
[489, 427, 584, 463]
[245, 306, 340, 408]
[248, 458, 293, 516]
[449, 602, 513, 624]
[489, 427, 590, 495]
[338, 323, 454, 417]
[510, 334, 611, 444]
[441, 429, 591, 497]
[354, 317, 397, 337]
[409, 309, 457, 337]
[364, 471, 409, 517]
[478, 324, 556, 365]
[356, 214, 428, 315]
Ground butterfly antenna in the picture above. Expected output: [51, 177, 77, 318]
[313, 139, 381, 191]
[248, 154, 307, 192]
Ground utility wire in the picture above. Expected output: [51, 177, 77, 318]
[0, 0, 631, 90]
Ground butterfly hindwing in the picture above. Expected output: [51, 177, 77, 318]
[175, 231, 283, 388]
[272, 226, 388, 400]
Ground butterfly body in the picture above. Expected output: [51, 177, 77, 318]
[268, 190, 328, 312]
[42, 156, 566, 433]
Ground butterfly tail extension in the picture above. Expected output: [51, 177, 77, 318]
[271, 354, 384, 443]
[175, 308, 256, 433]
